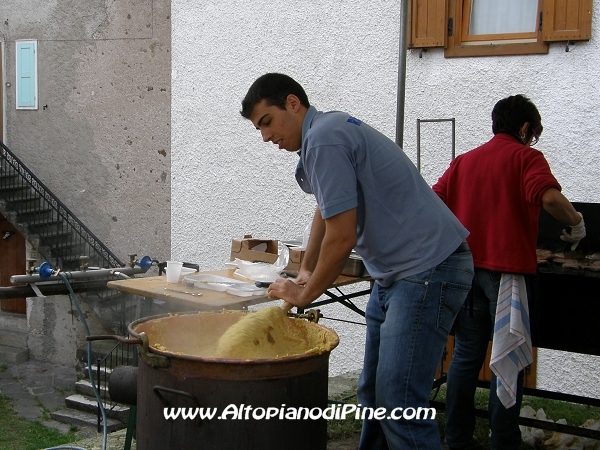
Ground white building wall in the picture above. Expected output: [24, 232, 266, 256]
[171, 0, 599, 396]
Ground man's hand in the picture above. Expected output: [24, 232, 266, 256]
[560, 212, 586, 250]
[294, 269, 311, 286]
[267, 278, 306, 307]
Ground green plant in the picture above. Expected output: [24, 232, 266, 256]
[0, 394, 77, 450]
[327, 395, 363, 441]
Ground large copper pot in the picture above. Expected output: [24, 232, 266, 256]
[125, 310, 339, 450]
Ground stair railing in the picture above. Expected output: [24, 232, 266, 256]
[0, 141, 123, 269]
[92, 335, 137, 432]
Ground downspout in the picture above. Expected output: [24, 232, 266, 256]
[395, 0, 409, 148]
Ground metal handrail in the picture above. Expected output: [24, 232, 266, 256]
[0, 140, 123, 268]
[93, 333, 137, 431]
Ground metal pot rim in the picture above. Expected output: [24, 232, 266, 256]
[127, 310, 340, 365]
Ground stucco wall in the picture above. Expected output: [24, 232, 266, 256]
[0, 0, 171, 264]
[171, 0, 599, 395]
[402, 7, 600, 400]
[171, 0, 401, 377]
[26, 294, 108, 366]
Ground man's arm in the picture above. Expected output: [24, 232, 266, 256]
[268, 208, 357, 308]
[295, 207, 326, 284]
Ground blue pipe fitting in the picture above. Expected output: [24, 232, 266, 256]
[36, 262, 55, 279]
[137, 255, 153, 272]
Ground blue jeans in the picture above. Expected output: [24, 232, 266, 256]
[357, 249, 473, 450]
[445, 269, 530, 450]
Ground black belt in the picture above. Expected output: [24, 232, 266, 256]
[452, 242, 470, 254]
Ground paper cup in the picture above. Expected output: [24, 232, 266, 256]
[166, 261, 183, 283]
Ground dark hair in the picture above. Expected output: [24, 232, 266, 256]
[240, 73, 310, 118]
[491, 94, 543, 141]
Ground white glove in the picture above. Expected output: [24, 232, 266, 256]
[560, 212, 586, 250]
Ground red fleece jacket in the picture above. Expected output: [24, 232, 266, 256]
[433, 133, 561, 274]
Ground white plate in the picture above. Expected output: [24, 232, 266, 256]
[226, 287, 255, 297]
[228, 284, 267, 297]
[184, 274, 255, 293]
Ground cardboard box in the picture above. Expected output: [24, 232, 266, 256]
[230, 237, 279, 264]
[230, 236, 305, 272]
[230, 236, 368, 276]
[287, 246, 305, 272]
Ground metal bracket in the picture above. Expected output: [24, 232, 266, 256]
[290, 308, 322, 323]
[28, 283, 45, 297]
[137, 332, 170, 369]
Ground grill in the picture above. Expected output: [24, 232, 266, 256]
[533, 202, 600, 356]
[432, 202, 600, 441]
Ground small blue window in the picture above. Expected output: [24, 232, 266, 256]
[16, 40, 38, 109]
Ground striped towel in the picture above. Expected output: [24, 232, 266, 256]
[489, 274, 534, 408]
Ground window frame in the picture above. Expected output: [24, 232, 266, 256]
[445, 0, 549, 57]
[408, 0, 593, 57]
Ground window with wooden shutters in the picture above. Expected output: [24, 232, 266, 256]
[408, 0, 447, 48]
[543, 0, 593, 41]
[407, 0, 593, 57]
[15, 40, 38, 110]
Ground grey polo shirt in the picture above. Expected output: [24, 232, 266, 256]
[295, 106, 468, 286]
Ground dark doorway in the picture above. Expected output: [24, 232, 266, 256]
[0, 214, 26, 313]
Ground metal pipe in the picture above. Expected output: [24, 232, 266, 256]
[0, 280, 110, 299]
[395, 0, 409, 148]
[10, 266, 145, 284]
[111, 272, 131, 280]
[417, 119, 422, 171]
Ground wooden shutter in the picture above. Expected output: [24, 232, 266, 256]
[543, 0, 593, 41]
[16, 40, 38, 109]
[408, 0, 447, 48]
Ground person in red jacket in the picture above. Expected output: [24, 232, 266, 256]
[433, 94, 585, 450]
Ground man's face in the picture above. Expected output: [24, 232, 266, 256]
[249, 96, 303, 152]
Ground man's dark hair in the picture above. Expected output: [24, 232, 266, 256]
[491, 94, 543, 141]
[240, 73, 310, 118]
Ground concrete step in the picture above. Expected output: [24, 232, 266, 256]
[0, 344, 29, 365]
[77, 364, 114, 382]
[0, 326, 28, 348]
[65, 394, 130, 423]
[75, 379, 109, 398]
[51, 408, 126, 432]
[0, 313, 27, 330]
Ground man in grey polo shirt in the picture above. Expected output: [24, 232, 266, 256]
[241, 73, 473, 449]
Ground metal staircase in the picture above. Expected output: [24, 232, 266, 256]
[0, 141, 143, 336]
[0, 140, 123, 271]
[1, 140, 143, 432]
